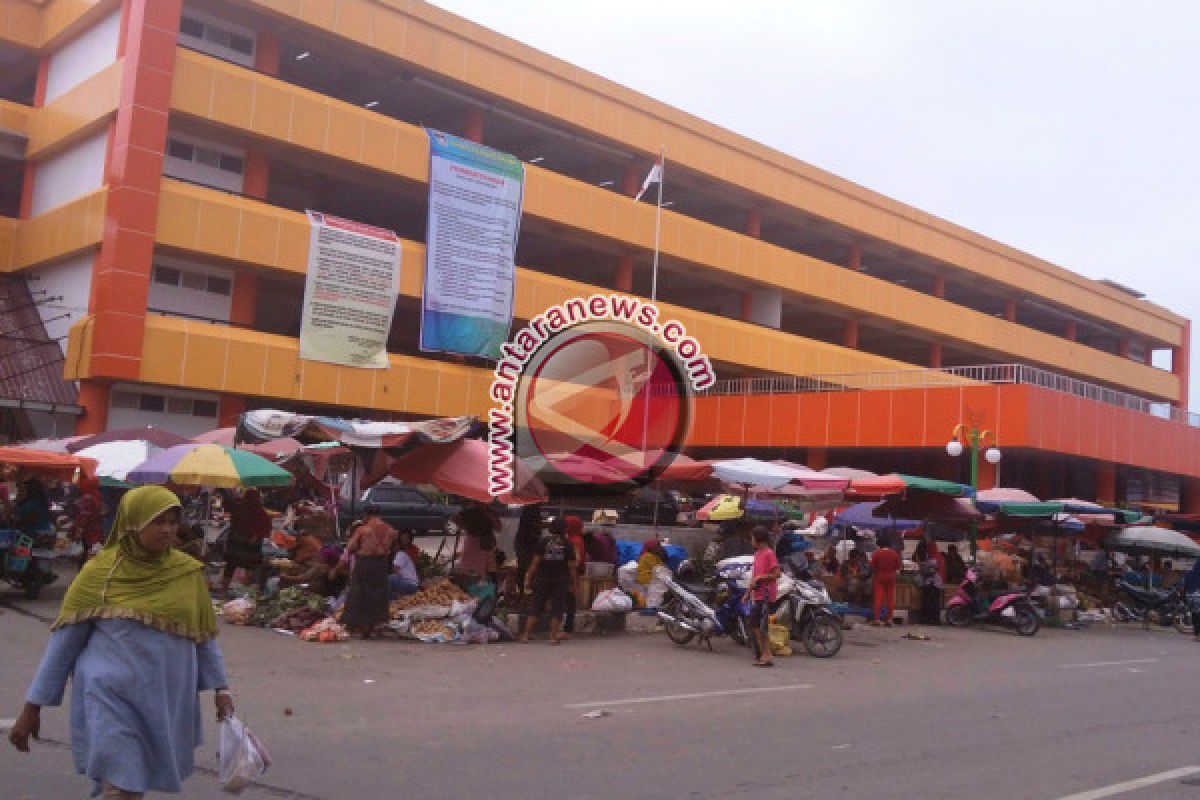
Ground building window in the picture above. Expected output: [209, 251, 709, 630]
[178, 10, 256, 67]
[139, 394, 166, 413]
[207, 276, 232, 296]
[153, 266, 181, 286]
[163, 133, 246, 194]
[192, 400, 219, 418]
[111, 390, 138, 409]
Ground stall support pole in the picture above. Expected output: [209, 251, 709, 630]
[968, 431, 980, 564]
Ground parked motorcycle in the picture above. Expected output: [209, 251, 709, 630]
[945, 567, 1040, 635]
[655, 560, 753, 649]
[0, 530, 53, 600]
[776, 554, 844, 658]
[1114, 580, 1191, 633]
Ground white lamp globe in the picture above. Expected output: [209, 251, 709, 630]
[945, 440, 964, 457]
[984, 447, 1002, 464]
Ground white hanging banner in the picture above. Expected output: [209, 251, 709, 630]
[298, 211, 401, 369]
[420, 129, 524, 360]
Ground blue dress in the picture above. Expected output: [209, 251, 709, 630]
[26, 619, 228, 796]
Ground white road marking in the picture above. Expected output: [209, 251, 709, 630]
[565, 683, 814, 709]
[1056, 658, 1158, 669]
[0, 718, 15, 731]
[1055, 766, 1200, 799]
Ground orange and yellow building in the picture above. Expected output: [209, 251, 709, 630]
[0, 0, 1196, 507]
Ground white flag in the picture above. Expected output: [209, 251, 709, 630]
[634, 159, 663, 202]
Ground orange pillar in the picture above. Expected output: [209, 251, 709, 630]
[621, 161, 642, 197]
[1094, 462, 1117, 505]
[230, 270, 258, 327]
[931, 274, 945, 298]
[929, 341, 943, 369]
[842, 319, 859, 349]
[847, 244, 862, 271]
[87, 0, 183, 380]
[1064, 320, 1077, 341]
[75, 381, 111, 435]
[1181, 478, 1200, 514]
[1004, 298, 1017, 323]
[254, 29, 280, 75]
[739, 291, 754, 322]
[745, 208, 762, 239]
[807, 447, 828, 470]
[463, 108, 484, 143]
[243, 151, 269, 199]
[1118, 338, 1131, 359]
[1173, 319, 1190, 411]
[613, 255, 634, 292]
[218, 396, 246, 428]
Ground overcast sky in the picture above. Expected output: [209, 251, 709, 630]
[431, 0, 1200, 410]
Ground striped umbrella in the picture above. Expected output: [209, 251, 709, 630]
[126, 443, 293, 488]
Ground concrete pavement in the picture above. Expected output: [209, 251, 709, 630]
[2, 583, 1199, 800]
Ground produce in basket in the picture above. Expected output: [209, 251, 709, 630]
[221, 597, 256, 626]
[250, 587, 326, 627]
[270, 607, 327, 633]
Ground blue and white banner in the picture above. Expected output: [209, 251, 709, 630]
[421, 129, 524, 360]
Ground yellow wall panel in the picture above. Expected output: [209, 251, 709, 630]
[236, 215, 280, 267]
[27, 59, 120, 157]
[0, 1, 40, 49]
[210, 67, 255, 125]
[194, 201, 241, 260]
[0, 216, 16, 271]
[11, 189, 106, 270]
[39, 0, 115, 49]
[300, 0, 337, 31]
[336, 366, 375, 406]
[360, 116, 397, 172]
[0, 99, 31, 135]
[249, 81, 292, 143]
[225, 339, 270, 395]
[334, 0, 374, 42]
[287, 92, 329, 152]
[326, 106, 364, 162]
[180, 331, 229, 389]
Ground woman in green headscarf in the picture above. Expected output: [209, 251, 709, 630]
[8, 486, 236, 799]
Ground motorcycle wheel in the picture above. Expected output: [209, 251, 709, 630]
[1013, 605, 1039, 636]
[945, 604, 971, 627]
[802, 615, 843, 658]
[22, 567, 42, 601]
[730, 617, 749, 647]
[661, 599, 696, 645]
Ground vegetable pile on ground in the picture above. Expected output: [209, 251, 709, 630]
[300, 618, 349, 642]
[251, 587, 326, 627]
[389, 578, 471, 617]
[270, 607, 327, 632]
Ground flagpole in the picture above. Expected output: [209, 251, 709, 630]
[650, 146, 664, 302]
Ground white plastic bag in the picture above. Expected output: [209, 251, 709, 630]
[218, 716, 269, 794]
[592, 587, 633, 612]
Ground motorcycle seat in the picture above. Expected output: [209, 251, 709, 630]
[679, 582, 718, 601]
[1119, 582, 1172, 605]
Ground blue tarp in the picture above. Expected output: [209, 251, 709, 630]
[615, 539, 688, 571]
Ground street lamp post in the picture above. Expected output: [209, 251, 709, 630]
[946, 423, 1001, 562]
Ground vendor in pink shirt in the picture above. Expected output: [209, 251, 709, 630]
[748, 527, 781, 667]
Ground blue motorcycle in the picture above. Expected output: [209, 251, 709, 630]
[655, 558, 754, 649]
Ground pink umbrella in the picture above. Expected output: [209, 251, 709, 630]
[771, 459, 852, 490]
[386, 439, 547, 505]
[193, 427, 236, 445]
[977, 487, 1039, 504]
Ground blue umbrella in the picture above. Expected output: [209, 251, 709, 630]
[833, 501, 920, 532]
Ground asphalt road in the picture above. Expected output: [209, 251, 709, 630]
[2, 584, 1199, 800]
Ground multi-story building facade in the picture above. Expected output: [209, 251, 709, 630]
[0, 0, 1196, 506]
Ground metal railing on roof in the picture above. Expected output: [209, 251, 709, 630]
[698, 364, 1200, 428]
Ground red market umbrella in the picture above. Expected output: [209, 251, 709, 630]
[386, 439, 547, 505]
[192, 427, 236, 445]
[977, 487, 1039, 504]
[0, 446, 97, 481]
[68, 426, 191, 452]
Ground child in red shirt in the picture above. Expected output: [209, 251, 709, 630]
[749, 527, 781, 667]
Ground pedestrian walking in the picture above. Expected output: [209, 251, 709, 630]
[748, 527, 781, 667]
[341, 505, 397, 638]
[1182, 559, 1200, 642]
[8, 486, 234, 799]
[519, 516, 576, 643]
[561, 515, 586, 636]
[870, 542, 902, 626]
